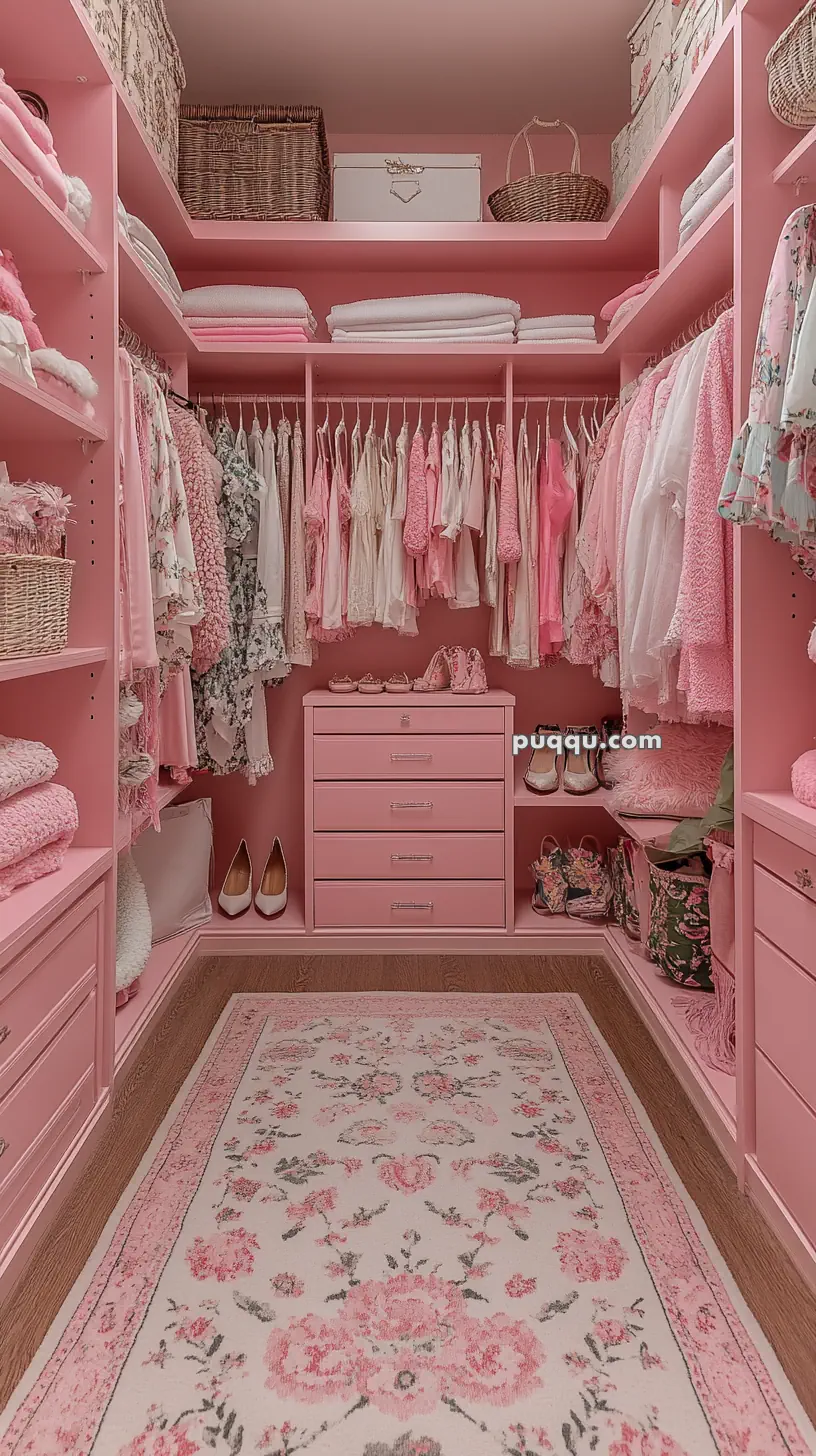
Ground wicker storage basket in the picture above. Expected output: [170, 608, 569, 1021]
[766, 1, 816, 128]
[0, 555, 74, 659]
[178, 105, 330, 221]
[488, 118, 609, 223]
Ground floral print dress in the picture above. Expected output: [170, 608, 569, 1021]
[192, 419, 287, 782]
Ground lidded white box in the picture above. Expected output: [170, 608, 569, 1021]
[332, 154, 482, 223]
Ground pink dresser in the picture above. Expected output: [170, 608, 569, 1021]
[304, 690, 515, 933]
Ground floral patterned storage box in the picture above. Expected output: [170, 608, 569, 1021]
[77, 0, 123, 72]
[628, 0, 677, 114]
[670, 0, 730, 108]
[121, 0, 186, 182]
[612, 60, 672, 205]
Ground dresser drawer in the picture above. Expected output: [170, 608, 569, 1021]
[313, 734, 504, 781]
[755, 933, 816, 1114]
[0, 884, 103, 1101]
[313, 704, 505, 735]
[754, 865, 816, 973]
[313, 781, 506, 833]
[0, 993, 96, 1225]
[314, 880, 505, 929]
[754, 825, 816, 907]
[755, 1050, 816, 1246]
[0, 1067, 94, 1256]
[313, 832, 505, 880]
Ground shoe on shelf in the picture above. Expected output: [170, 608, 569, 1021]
[328, 676, 358, 693]
[256, 837, 288, 918]
[218, 839, 253, 918]
[564, 836, 611, 921]
[385, 672, 411, 693]
[596, 715, 623, 789]
[413, 648, 449, 692]
[451, 646, 488, 694]
[562, 724, 600, 795]
[530, 835, 569, 915]
[524, 724, 563, 795]
[358, 674, 384, 694]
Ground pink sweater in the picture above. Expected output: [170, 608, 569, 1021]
[168, 402, 230, 674]
[403, 427, 430, 557]
[496, 422, 521, 564]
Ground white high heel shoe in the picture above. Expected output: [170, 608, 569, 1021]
[218, 840, 253, 917]
[255, 837, 287, 918]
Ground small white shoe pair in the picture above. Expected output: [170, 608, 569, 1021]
[218, 837, 287, 918]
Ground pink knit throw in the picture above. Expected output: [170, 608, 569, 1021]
[403, 426, 429, 556]
[0, 781, 78, 899]
[0, 734, 57, 802]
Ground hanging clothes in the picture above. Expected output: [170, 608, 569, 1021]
[427, 418, 453, 599]
[452, 417, 480, 610]
[507, 413, 538, 665]
[286, 417, 312, 667]
[168, 399, 229, 676]
[538, 436, 574, 657]
[379, 417, 419, 635]
[347, 414, 377, 626]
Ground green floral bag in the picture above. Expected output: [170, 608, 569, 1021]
[646, 855, 713, 989]
[609, 838, 641, 942]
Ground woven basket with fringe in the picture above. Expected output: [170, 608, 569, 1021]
[0, 555, 73, 659]
[766, 1, 816, 128]
[178, 104, 330, 220]
[488, 118, 609, 223]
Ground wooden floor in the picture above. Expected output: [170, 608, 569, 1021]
[2, 952, 815, 1424]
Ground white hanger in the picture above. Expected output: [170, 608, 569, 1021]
[562, 399, 578, 455]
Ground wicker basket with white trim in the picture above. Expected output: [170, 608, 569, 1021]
[0, 554, 74, 658]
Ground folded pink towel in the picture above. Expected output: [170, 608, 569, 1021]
[0, 734, 58, 801]
[600, 272, 658, 323]
[191, 327, 312, 343]
[0, 781, 78, 899]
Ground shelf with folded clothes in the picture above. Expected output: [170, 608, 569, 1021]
[0, 140, 106, 276]
[0, 368, 106, 443]
[118, 235, 194, 358]
[0, 646, 108, 685]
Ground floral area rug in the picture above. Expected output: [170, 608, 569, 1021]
[2, 993, 813, 1456]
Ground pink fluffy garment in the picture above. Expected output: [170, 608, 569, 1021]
[605, 723, 732, 819]
[0, 781, 78, 899]
[0, 251, 46, 351]
[0, 733, 57, 801]
[33, 370, 96, 418]
[792, 749, 816, 809]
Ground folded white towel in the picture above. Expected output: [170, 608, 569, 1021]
[516, 336, 599, 345]
[518, 314, 595, 331]
[331, 321, 515, 341]
[518, 326, 597, 342]
[127, 213, 182, 300]
[65, 175, 92, 223]
[327, 293, 521, 332]
[30, 348, 98, 400]
[332, 331, 517, 344]
[131, 244, 183, 307]
[183, 284, 314, 322]
[679, 164, 734, 245]
[335, 312, 516, 336]
[185, 315, 314, 333]
[680, 139, 734, 218]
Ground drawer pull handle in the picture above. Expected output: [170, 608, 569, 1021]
[392, 901, 434, 911]
[0, 1025, 9, 1047]
[0, 1138, 7, 1159]
[390, 753, 432, 761]
[391, 801, 433, 810]
[400, 714, 411, 727]
[795, 867, 814, 890]
[391, 853, 434, 862]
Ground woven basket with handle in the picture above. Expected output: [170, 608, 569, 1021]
[178, 104, 331, 221]
[766, 1, 816, 128]
[0, 554, 73, 659]
[488, 118, 609, 223]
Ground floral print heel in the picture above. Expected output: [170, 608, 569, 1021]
[531, 836, 569, 915]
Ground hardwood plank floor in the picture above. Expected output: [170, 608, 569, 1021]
[1, 952, 815, 1424]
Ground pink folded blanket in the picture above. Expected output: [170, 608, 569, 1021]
[600, 271, 658, 323]
[191, 328, 311, 343]
[0, 781, 79, 899]
[0, 98, 68, 211]
[0, 734, 58, 801]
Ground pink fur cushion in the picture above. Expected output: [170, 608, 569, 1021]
[0, 781, 78, 899]
[605, 724, 732, 819]
[792, 749, 816, 809]
[0, 734, 58, 801]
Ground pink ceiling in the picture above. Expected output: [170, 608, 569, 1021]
[165, 0, 645, 134]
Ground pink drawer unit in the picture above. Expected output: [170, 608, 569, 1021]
[755, 1050, 816, 1247]
[754, 824, 816, 908]
[313, 705, 505, 735]
[313, 832, 505, 880]
[313, 780, 506, 833]
[314, 879, 505, 929]
[0, 884, 103, 1101]
[313, 734, 505, 781]
[754, 864, 816, 974]
[0, 994, 96, 1227]
[755, 933, 816, 1114]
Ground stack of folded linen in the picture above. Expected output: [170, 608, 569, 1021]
[679, 140, 733, 249]
[516, 315, 597, 343]
[64, 176, 92, 233]
[119, 205, 183, 310]
[600, 272, 658, 332]
[0, 70, 68, 211]
[182, 285, 317, 343]
[327, 293, 520, 342]
[0, 735, 78, 900]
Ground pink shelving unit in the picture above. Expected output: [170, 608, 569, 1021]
[3, 0, 816, 1302]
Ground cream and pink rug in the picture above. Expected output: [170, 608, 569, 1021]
[1, 993, 813, 1456]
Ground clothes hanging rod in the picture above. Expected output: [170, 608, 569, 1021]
[513, 394, 615, 402]
[209, 394, 305, 403]
[312, 394, 504, 404]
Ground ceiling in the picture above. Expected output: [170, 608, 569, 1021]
[165, 0, 646, 135]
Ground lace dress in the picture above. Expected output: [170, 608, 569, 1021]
[347, 417, 377, 626]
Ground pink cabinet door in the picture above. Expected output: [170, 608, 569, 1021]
[313, 832, 505, 880]
[313, 781, 506, 833]
[754, 824, 816, 908]
[313, 705, 505, 734]
[314, 880, 505, 929]
[755, 1050, 816, 1247]
[313, 734, 505, 780]
[753, 866, 816, 975]
[754, 933, 816, 1115]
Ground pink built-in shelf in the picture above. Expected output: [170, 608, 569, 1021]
[773, 120, 816, 187]
[743, 790, 816, 857]
[0, 646, 107, 684]
[116, 777, 185, 854]
[118, 236, 193, 358]
[0, 144, 106, 275]
[113, 926, 200, 1078]
[0, 373, 106, 444]
[0, 848, 112, 970]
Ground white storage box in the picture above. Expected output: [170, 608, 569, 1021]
[332, 154, 482, 223]
[670, 0, 730, 107]
[629, 0, 676, 114]
[612, 61, 672, 206]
